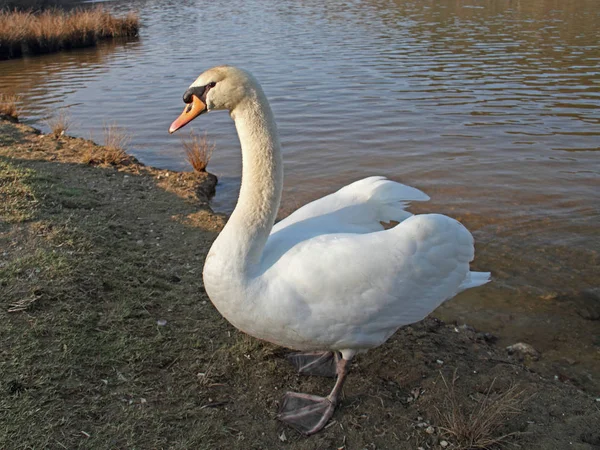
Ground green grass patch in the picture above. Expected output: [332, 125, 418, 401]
[0, 159, 38, 223]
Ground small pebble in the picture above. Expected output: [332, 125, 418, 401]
[157, 319, 167, 326]
[425, 425, 435, 434]
[440, 441, 449, 448]
[506, 342, 540, 361]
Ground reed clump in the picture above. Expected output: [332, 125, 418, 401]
[101, 123, 130, 165]
[181, 130, 214, 173]
[0, 94, 21, 120]
[46, 109, 71, 137]
[0, 7, 139, 60]
[81, 123, 131, 166]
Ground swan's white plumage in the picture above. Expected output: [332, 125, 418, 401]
[192, 66, 490, 360]
[250, 210, 482, 352]
[271, 176, 430, 235]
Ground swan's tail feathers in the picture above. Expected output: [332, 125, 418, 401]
[458, 271, 491, 293]
[347, 176, 430, 223]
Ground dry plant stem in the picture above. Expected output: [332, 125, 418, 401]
[435, 370, 526, 449]
[181, 130, 214, 173]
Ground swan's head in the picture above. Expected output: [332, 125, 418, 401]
[169, 65, 256, 134]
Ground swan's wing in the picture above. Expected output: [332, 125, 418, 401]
[263, 177, 430, 267]
[271, 176, 430, 235]
[258, 213, 490, 350]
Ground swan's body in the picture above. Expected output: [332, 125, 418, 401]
[206, 177, 486, 352]
[169, 65, 490, 435]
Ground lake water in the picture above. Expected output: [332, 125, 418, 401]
[1, 0, 599, 391]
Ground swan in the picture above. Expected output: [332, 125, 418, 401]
[168, 65, 490, 435]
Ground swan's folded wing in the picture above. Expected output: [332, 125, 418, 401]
[264, 177, 430, 266]
[259, 214, 489, 350]
[271, 176, 430, 235]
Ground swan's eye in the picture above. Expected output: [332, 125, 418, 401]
[183, 83, 215, 104]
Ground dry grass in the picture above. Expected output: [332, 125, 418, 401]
[0, 7, 139, 60]
[46, 109, 71, 137]
[80, 123, 131, 165]
[181, 130, 214, 173]
[100, 123, 130, 165]
[435, 371, 526, 449]
[0, 94, 21, 119]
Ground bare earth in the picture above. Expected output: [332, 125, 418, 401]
[1, 118, 598, 449]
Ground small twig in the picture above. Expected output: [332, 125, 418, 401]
[199, 401, 228, 410]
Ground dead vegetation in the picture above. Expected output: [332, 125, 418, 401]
[181, 130, 214, 173]
[434, 371, 527, 449]
[81, 123, 131, 165]
[0, 94, 21, 120]
[46, 109, 71, 137]
[0, 7, 139, 60]
[102, 122, 130, 164]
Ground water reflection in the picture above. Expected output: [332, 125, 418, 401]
[1, 37, 141, 123]
[0, 0, 599, 391]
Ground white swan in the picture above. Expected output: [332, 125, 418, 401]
[169, 66, 490, 435]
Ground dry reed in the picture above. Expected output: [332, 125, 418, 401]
[435, 371, 526, 449]
[0, 94, 21, 119]
[101, 123, 130, 165]
[81, 123, 131, 165]
[46, 109, 71, 137]
[181, 130, 214, 173]
[0, 7, 139, 60]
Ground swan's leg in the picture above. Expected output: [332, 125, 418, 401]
[286, 351, 339, 377]
[278, 357, 350, 435]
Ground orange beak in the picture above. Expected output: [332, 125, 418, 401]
[169, 95, 206, 134]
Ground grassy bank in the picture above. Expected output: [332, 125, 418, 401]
[0, 7, 138, 60]
[1, 118, 598, 449]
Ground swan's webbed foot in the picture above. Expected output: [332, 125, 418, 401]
[278, 356, 350, 435]
[286, 351, 339, 377]
[277, 392, 336, 435]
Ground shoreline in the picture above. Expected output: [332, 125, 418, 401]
[0, 116, 219, 206]
[1, 117, 598, 448]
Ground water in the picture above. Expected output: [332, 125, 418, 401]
[1, 0, 599, 391]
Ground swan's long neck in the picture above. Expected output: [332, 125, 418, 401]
[213, 88, 283, 276]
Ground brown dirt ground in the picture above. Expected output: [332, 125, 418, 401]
[1, 118, 598, 450]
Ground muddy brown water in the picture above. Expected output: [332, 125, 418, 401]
[1, 0, 599, 391]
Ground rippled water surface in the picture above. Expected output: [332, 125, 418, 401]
[1, 0, 599, 390]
